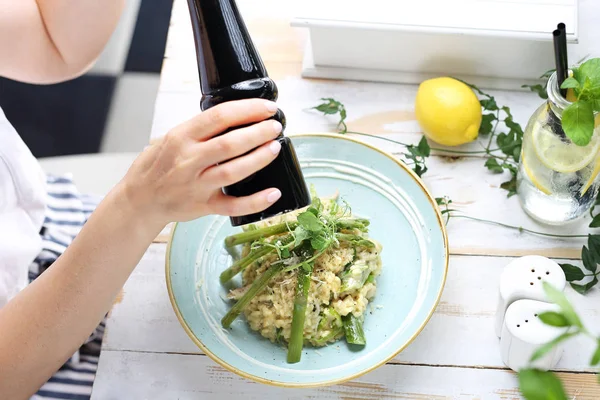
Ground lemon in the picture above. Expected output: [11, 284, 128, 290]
[415, 77, 482, 146]
[532, 122, 600, 173]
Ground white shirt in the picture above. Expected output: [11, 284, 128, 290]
[0, 107, 46, 307]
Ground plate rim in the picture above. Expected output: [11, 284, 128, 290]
[165, 132, 449, 388]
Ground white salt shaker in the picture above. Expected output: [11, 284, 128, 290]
[500, 299, 567, 371]
[495, 255, 566, 337]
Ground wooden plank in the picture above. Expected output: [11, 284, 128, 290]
[102, 244, 600, 372]
[91, 350, 599, 399]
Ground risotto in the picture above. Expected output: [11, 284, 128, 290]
[221, 192, 383, 362]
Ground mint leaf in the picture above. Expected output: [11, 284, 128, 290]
[518, 369, 568, 400]
[591, 339, 600, 366]
[582, 246, 598, 273]
[530, 332, 577, 362]
[559, 263, 585, 282]
[578, 58, 600, 89]
[571, 275, 599, 294]
[562, 101, 595, 146]
[479, 113, 496, 135]
[543, 282, 583, 328]
[537, 311, 571, 327]
[560, 77, 580, 89]
[484, 158, 503, 173]
[297, 212, 323, 232]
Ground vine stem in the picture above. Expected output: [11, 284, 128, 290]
[345, 131, 501, 155]
[452, 214, 587, 239]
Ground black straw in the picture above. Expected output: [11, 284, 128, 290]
[553, 28, 567, 97]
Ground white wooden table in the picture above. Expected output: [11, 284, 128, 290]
[92, 0, 600, 398]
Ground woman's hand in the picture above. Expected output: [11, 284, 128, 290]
[121, 98, 283, 228]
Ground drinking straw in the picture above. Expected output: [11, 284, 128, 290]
[553, 27, 567, 98]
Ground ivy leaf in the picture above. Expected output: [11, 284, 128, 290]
[543, 282, 583, 328]
[537, 311, 571, 327]
[560, 77, 580, 90]
[485, 158, 504, 173]
[590, 214, 600, 228]
[571, 276, 599, 295]
[530, 332, 577, 362]
[559, 263, 585, 282]
[417, 136, 431, 157]
[588, 234, 600, 259]
[562, 101, 595, 146]
[518, 369, 568, 400]
[479, 113, 496, 136]
[297, 212, 323, 232]
[501, 175, 518, 197]
[480, 98, 498, 111]
[522, 84, 548, 100]
[582, 246, 598, 273]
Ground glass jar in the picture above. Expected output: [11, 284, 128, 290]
[517, 71, 600, 225]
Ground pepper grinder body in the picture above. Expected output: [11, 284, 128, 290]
[187, 0, 311, 226]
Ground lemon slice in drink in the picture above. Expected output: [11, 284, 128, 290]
[579, 115, 600, 195]
[522, 150, 552, 195]
[532, 123, 600, 173]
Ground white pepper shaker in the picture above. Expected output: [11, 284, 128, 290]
[500, 299, 567, 371]
[495, 255, 566, 337]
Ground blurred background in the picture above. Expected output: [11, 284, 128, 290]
[0, 0, 173, 158]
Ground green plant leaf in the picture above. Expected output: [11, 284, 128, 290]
[501, 175, 518, 197]
[559, 263, 586, 282]
[537, 311, 571, 327]
[578, 58, 600, 89]
[518, 369, 568, 400]
[582, 246, 598, 273]
[530, 331, 577, 362]
[293, 226, 310, 246]
[542, 282, 583, 328]
[417, 136, 431, 157]
[570, 275, 599, 294]
[480, 98, 498, 111]
[485, 158, 504, 173]
[297, 212, 323, 232]
[562, 101, 595, 146]
[591, 339, 600, 366]
[310, 234, 328, 251]
[590, 214, 600, 228]
[560, 77, 581, 89]
[479, 113, 496, 136]
[522, 84, 548, 100]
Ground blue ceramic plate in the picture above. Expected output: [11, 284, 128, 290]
[166, 133, 448, 387]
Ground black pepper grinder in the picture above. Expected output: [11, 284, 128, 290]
[186, 0, 311, 227]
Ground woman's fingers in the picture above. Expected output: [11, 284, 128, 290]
[208, 189, 282, 217]
[198, 120, 282, 168]
[201, 140, 281, 188]
[175, 99, 279, 141]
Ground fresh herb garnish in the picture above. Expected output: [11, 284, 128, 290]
[559, 58, 600, 146]
[518, 282, 600, 400]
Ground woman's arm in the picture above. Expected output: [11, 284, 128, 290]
[0, 0, 125, 83]
[0, 99, 284, 398]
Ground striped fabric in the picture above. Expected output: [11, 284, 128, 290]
[28, 175, 104, 400]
